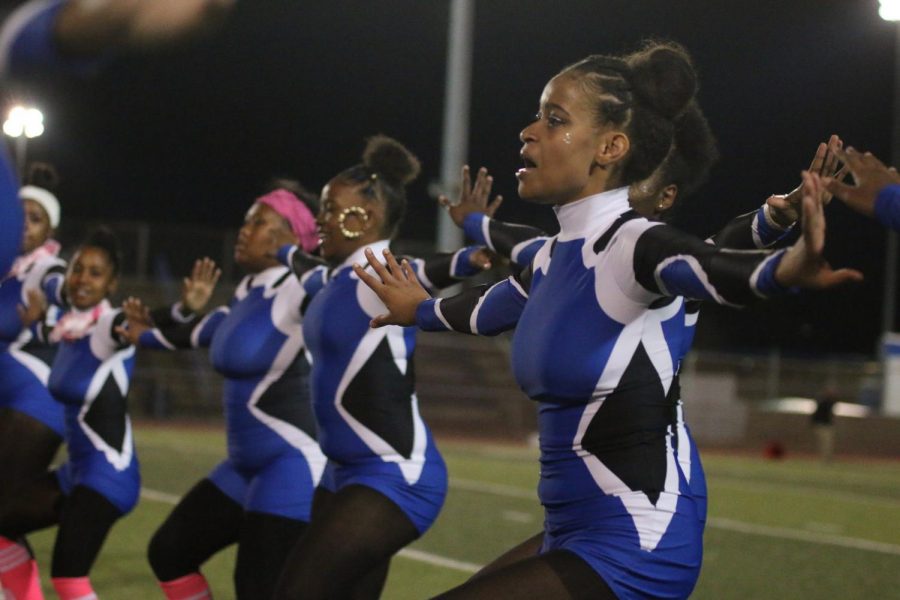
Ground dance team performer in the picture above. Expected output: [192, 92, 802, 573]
[0, 228, 142, 600]
[355, 42, 860, 599]
[118, 187, 325, 600]
[272, 135, 489, 600]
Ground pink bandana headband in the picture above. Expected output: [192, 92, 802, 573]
[256, 189, 319, 253]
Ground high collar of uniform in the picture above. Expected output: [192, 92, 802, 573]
[246, 264, 290, 290]
[553, 187, 631, 240]
[336, 239, 392, 274]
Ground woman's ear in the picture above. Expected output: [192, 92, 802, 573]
[593, 130, 630, 168]
[656, 184, 678, 214]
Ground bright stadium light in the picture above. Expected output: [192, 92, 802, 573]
[3, 104, 44, 177]
[881, 0, 900, 21]
[3, 105, 44, 138]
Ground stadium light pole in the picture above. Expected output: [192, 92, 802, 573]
[2, 104, 44, 178]
[435, 0, 473, 252]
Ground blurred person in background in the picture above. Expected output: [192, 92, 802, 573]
[0, 163, 66, 600]
[1, 227, 141, 600]
[119, 184, 327, 600]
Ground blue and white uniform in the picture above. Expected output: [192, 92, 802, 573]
[139, 264, 329, 522]
[0, 240, 66, 435]
[419, 188, 789, 599]
[282, 241, 482, 534]
[461, 200, 794, 530]
[38, 300, 140, 515]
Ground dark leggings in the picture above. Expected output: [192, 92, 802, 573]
[434, 549, 617, 600]
[273, 484, 420, 600]
[147, 478, 307, 600]
[0, 408, 63, 502]
[51, 486, 122, 577]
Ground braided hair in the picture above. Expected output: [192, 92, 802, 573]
[560, 41, 698, 185]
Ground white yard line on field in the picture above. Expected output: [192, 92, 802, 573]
[443, 479, 900, 557]
[139, 488, 484, 574]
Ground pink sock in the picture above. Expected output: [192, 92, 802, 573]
[50, 577, 97, 600]
[0, 537, 44, 600]
[159, 573, 212, 600]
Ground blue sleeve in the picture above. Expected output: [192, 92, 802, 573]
[0, 0, 105, 80]
[0, 149, 21, 277]
[876, 185, 900, 232]
[415, 276, 528, 336]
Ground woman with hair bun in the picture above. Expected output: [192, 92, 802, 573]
[356, 42, 859, 599]
[272, 135, 488, 600]
[0, 162, 68, 600]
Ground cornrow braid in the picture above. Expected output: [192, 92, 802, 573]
[560, 41, 698, 185]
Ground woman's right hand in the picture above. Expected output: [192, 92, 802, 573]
[181, 257, 221, 313]
[17, 289, 47, 326]
[439, 165, 504, 228]
[352, 248, 431, 328]
[116, 296, 153, 345]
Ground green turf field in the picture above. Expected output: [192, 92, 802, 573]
[21, 424, 900, 599]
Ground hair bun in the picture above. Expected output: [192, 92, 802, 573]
[362, 135, 421, 187]
[25, 162, 59, 191]
[627, 41, 697, 120]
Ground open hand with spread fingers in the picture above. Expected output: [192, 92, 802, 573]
[438, 165, 504, 228]
[824, 147, 900, 218]
[181, 257, 221, 313]
[352, 248, 431, 328]
[115, 296, 153, 345]
[774, 171, 863, 290]
[767, 134, 847, 226]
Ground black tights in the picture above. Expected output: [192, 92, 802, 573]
[435, 549, 617, 600]
[147, 478, 307, 600]
[273, 485, 420, 600]
[0, 408, 62, 504]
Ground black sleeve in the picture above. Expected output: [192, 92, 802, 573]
[632, 223, 782, 306]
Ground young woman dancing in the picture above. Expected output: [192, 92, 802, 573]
[119, 186, 326, 600]
[272, 135, 488, 600]
[1, 228, 142, 600]
[355, 42, 860, 599]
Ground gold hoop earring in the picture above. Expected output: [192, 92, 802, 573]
[338, 206, 368, 239]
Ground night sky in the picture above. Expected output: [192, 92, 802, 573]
[1, 0, 897, 355]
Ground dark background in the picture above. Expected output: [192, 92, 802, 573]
[2, 0, 897, 355]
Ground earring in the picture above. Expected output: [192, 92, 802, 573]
[338, 206, 368, 239]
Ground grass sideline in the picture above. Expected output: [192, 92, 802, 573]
[19, 423, 900, 599]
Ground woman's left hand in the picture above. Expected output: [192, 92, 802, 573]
[775, 171, 863, 289]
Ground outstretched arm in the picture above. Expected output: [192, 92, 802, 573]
[630, 170, 861, 306]
[353, 247, 527, 335]
[825, 147, 900, 232]
[55, 0, 235, 55]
